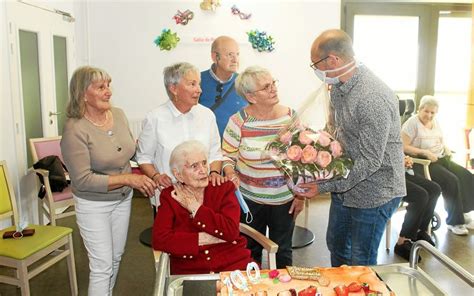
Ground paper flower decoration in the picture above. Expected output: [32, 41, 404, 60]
[200, 0, 220, 11]
[173, 9, 194, 25]
[247, 30, 275, 52]
[231, 5, 251, 20]
[154, 29, 180, 51]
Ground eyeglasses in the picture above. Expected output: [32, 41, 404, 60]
[215, 84, 223, 101]
[253, 80, 279, 93]
[310, 56, 329, 70]
[215, 52, 240, 59]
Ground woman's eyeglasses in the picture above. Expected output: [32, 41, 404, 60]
[253, 80, 279, 93]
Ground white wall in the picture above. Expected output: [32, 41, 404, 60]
[1, 0, 340, 223]
[82, 0, 340, 122]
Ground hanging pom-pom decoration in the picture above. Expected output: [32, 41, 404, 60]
[200, 0, 220, 11]
[173, 9, 194, 25]
[231, 5, 251, 20]
[154, 29, 180, 51]
[247, 30, 275, 53]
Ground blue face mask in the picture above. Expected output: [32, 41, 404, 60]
[235, 189, 253, 223]
[313, 60, 356, 85]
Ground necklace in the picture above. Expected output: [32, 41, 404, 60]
[84, 111, 109, 127]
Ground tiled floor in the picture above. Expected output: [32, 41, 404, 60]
[1, 194, 472, 295]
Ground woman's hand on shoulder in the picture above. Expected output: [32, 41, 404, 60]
[209, 171, 226, 187]
[153, 173, 173, 189]
[128, 174, 158, 197]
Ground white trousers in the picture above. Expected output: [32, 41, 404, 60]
[74, 192, 132, 296]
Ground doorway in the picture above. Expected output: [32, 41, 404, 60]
[6, 0, 75, 221]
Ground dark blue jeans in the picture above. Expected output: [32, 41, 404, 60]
[326, 194, 401, 267]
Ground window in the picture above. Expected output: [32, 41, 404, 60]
[344, 1, 472, 164]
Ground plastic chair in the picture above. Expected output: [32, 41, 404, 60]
[29, 136, 75, 225]
[0, 160, 78, 295]
[152, 223, 279, 295]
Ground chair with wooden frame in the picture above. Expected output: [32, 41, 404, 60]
[0, 160, 78, 295]
[152, 223, 279, 295]
[29, 136, 75, 225]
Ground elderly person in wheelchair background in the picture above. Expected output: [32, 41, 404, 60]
[394, 155, 441, 261]
[401, 95, 474, 236]
[152, 140, 254, 275]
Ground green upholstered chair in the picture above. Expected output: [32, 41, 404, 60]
[0, 160, 78, 295]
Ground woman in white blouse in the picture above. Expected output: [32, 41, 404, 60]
[401, 95, 474, 236]
[136, 62, 225, 209]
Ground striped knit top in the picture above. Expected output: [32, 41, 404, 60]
[222, 108, 297, 205]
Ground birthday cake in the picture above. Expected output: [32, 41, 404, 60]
[217, 265, 394, 296]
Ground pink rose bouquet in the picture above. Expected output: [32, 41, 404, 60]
[265, 126, 353, 193]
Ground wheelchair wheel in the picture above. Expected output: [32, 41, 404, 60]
[431, 212, 441, 231]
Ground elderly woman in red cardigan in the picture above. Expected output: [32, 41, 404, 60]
[152, 140, 253, 275]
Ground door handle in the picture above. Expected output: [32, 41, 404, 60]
[49, 111, 62, 116]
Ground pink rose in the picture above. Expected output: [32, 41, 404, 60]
[279, 131, 292, 144]
[298, 130, 314, 145]
[301, 145, 318, 163]
[286, 145, 302, 161]
[316, 151, 332, 168]
[317, 131, 331, 147]
[330, 140, 343, 157]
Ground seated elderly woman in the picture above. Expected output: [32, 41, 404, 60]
[152, 140, 253, 275]
[402, 95, 474, 236]
[394, 156, 441, 261]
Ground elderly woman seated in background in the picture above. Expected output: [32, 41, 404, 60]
[152, 140, 253, 275]
[137, 62, 224, 212]
[222, 66, 304, 268]
[394, 155, 441, 261]
[402, 95, 474, 236]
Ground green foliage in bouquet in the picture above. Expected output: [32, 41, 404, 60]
[266, 126, 353, 185]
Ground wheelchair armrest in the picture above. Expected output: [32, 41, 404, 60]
[412, 158, 432, 180]
[153, 249, 169, 296]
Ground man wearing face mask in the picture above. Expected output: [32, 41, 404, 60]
[200, 36, 248, 138]
[298, 29, 406, 267]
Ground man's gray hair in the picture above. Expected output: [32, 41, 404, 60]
[169, 140, 208, 172]
[163, 62, 199, 99]
[418, 95, 439, 110]
[235, 66, 272, 98]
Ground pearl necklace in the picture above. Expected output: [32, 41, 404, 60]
[84, 111, 109, 127]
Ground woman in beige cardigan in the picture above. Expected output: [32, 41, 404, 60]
[61, 66, 157, 296]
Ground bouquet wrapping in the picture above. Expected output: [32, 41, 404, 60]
[265, 84, 353, 194]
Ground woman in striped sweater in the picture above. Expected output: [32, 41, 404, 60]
[222, 66, 304, 268]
